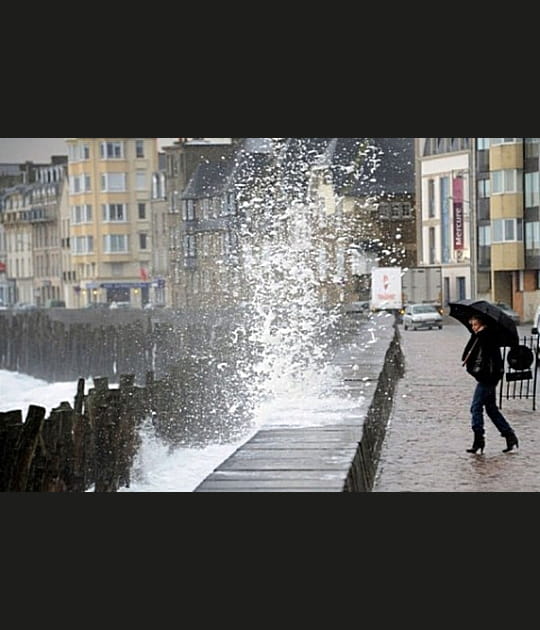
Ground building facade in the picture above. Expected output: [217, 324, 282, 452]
[478, 138, 539, 322]
[65, 138, 158, 307]
[416, 138, 540, 321]
[416, 138, 474, 305]
[0, 157, 68, 306]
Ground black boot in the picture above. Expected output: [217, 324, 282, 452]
[502, 431, 519, 453]
[466, 431, 485, 454]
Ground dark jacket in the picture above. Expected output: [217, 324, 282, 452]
[462, 328, 504, 385]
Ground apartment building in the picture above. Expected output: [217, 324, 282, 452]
[416, 138, 540, 321]
[477, 138, 540, 322]
[522, 138, 540, 320]
[0, 157, 68, 306]
[65, 138, 158, 307]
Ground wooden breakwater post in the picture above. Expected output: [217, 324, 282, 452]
[117, 374, 145, 489]
[3, 405, 47, 492]
[27, 402, 75, 492]
[144, 366, 183, 446]
[0, 410, 25, 491]
[85, 374, 146, 492]
[1, 401, 90, 492]
[1, 373, 148, 492]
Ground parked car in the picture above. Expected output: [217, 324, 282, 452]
[402, 303, 443, 331]
[45, 299, 66, 308]
[85, 301, 110, 310]
[143, 302, 168, 310]
[492, 301, 520, 325]
[109, 301, 132, 310]
[343, 300, 371, 314]
[13, 302, 38, 311]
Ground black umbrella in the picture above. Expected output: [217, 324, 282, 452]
[448, 299, 519, 348]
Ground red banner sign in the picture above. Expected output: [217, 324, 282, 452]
[453, 177, 464, 251]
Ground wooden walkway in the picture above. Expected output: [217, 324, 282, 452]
[194, 313, 401, 492]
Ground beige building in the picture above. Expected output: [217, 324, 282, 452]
[65, 138, 158, 307]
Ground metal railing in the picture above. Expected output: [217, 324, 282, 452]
[499, 334, 539, 411]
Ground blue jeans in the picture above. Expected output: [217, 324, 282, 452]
[470, 382, 513, 436]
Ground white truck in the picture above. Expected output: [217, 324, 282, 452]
[370, 266, 443, 322]
[401, 266, 443, 309]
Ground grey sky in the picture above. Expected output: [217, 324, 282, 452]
[0, 138, 178, 163]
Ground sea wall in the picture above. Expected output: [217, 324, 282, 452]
[194, 314, 405, 492]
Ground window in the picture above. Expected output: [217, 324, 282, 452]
[201, 198, 210, 220]
[152, 173, 166, 200]
[100, 141, 124, 159]
[225, 192, 236, 216]
[374, 202, 411, 220]
[136, 140, 145, 158]
[525, 221, 540, 250]
[490, 138, 521, 145]
[70, 174, 92, 194]
[440, 176, 451, 264]
[139, 233, 148, 250]
[102, 203, 127, 222]
[184, 235, 196, 258]
[428, 179, 435, 217]
[429, 227, 436, 264]
[525, 171, 540, 208]
[138, 203, 146, 219]
[136, 171, 147, 191]
[183, 199, 195, 221]
[477, 138, 491, 150]
[223, 230, 238, 255]
[68, 143, 90, 161]
[72, 204, 93, 224]
[477, 178, 491, 199]
[492, 218, 523, 243]
[101, 173, 126, 192]
[103, 234, 129, 253]
[72, 236, 94, 254]
[457, 277, 466, 300]
[478, 224, 491, 246]
[373, 203, 389, 219]
[491, 169, 522, 194]
[525, 138, 540, 158]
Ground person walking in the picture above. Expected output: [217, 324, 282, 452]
[461, 314, 519, 454]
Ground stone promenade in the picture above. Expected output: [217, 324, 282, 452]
[373, 320, 539, 492]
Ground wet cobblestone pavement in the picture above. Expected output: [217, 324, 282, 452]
[373, 321, 539, 492]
